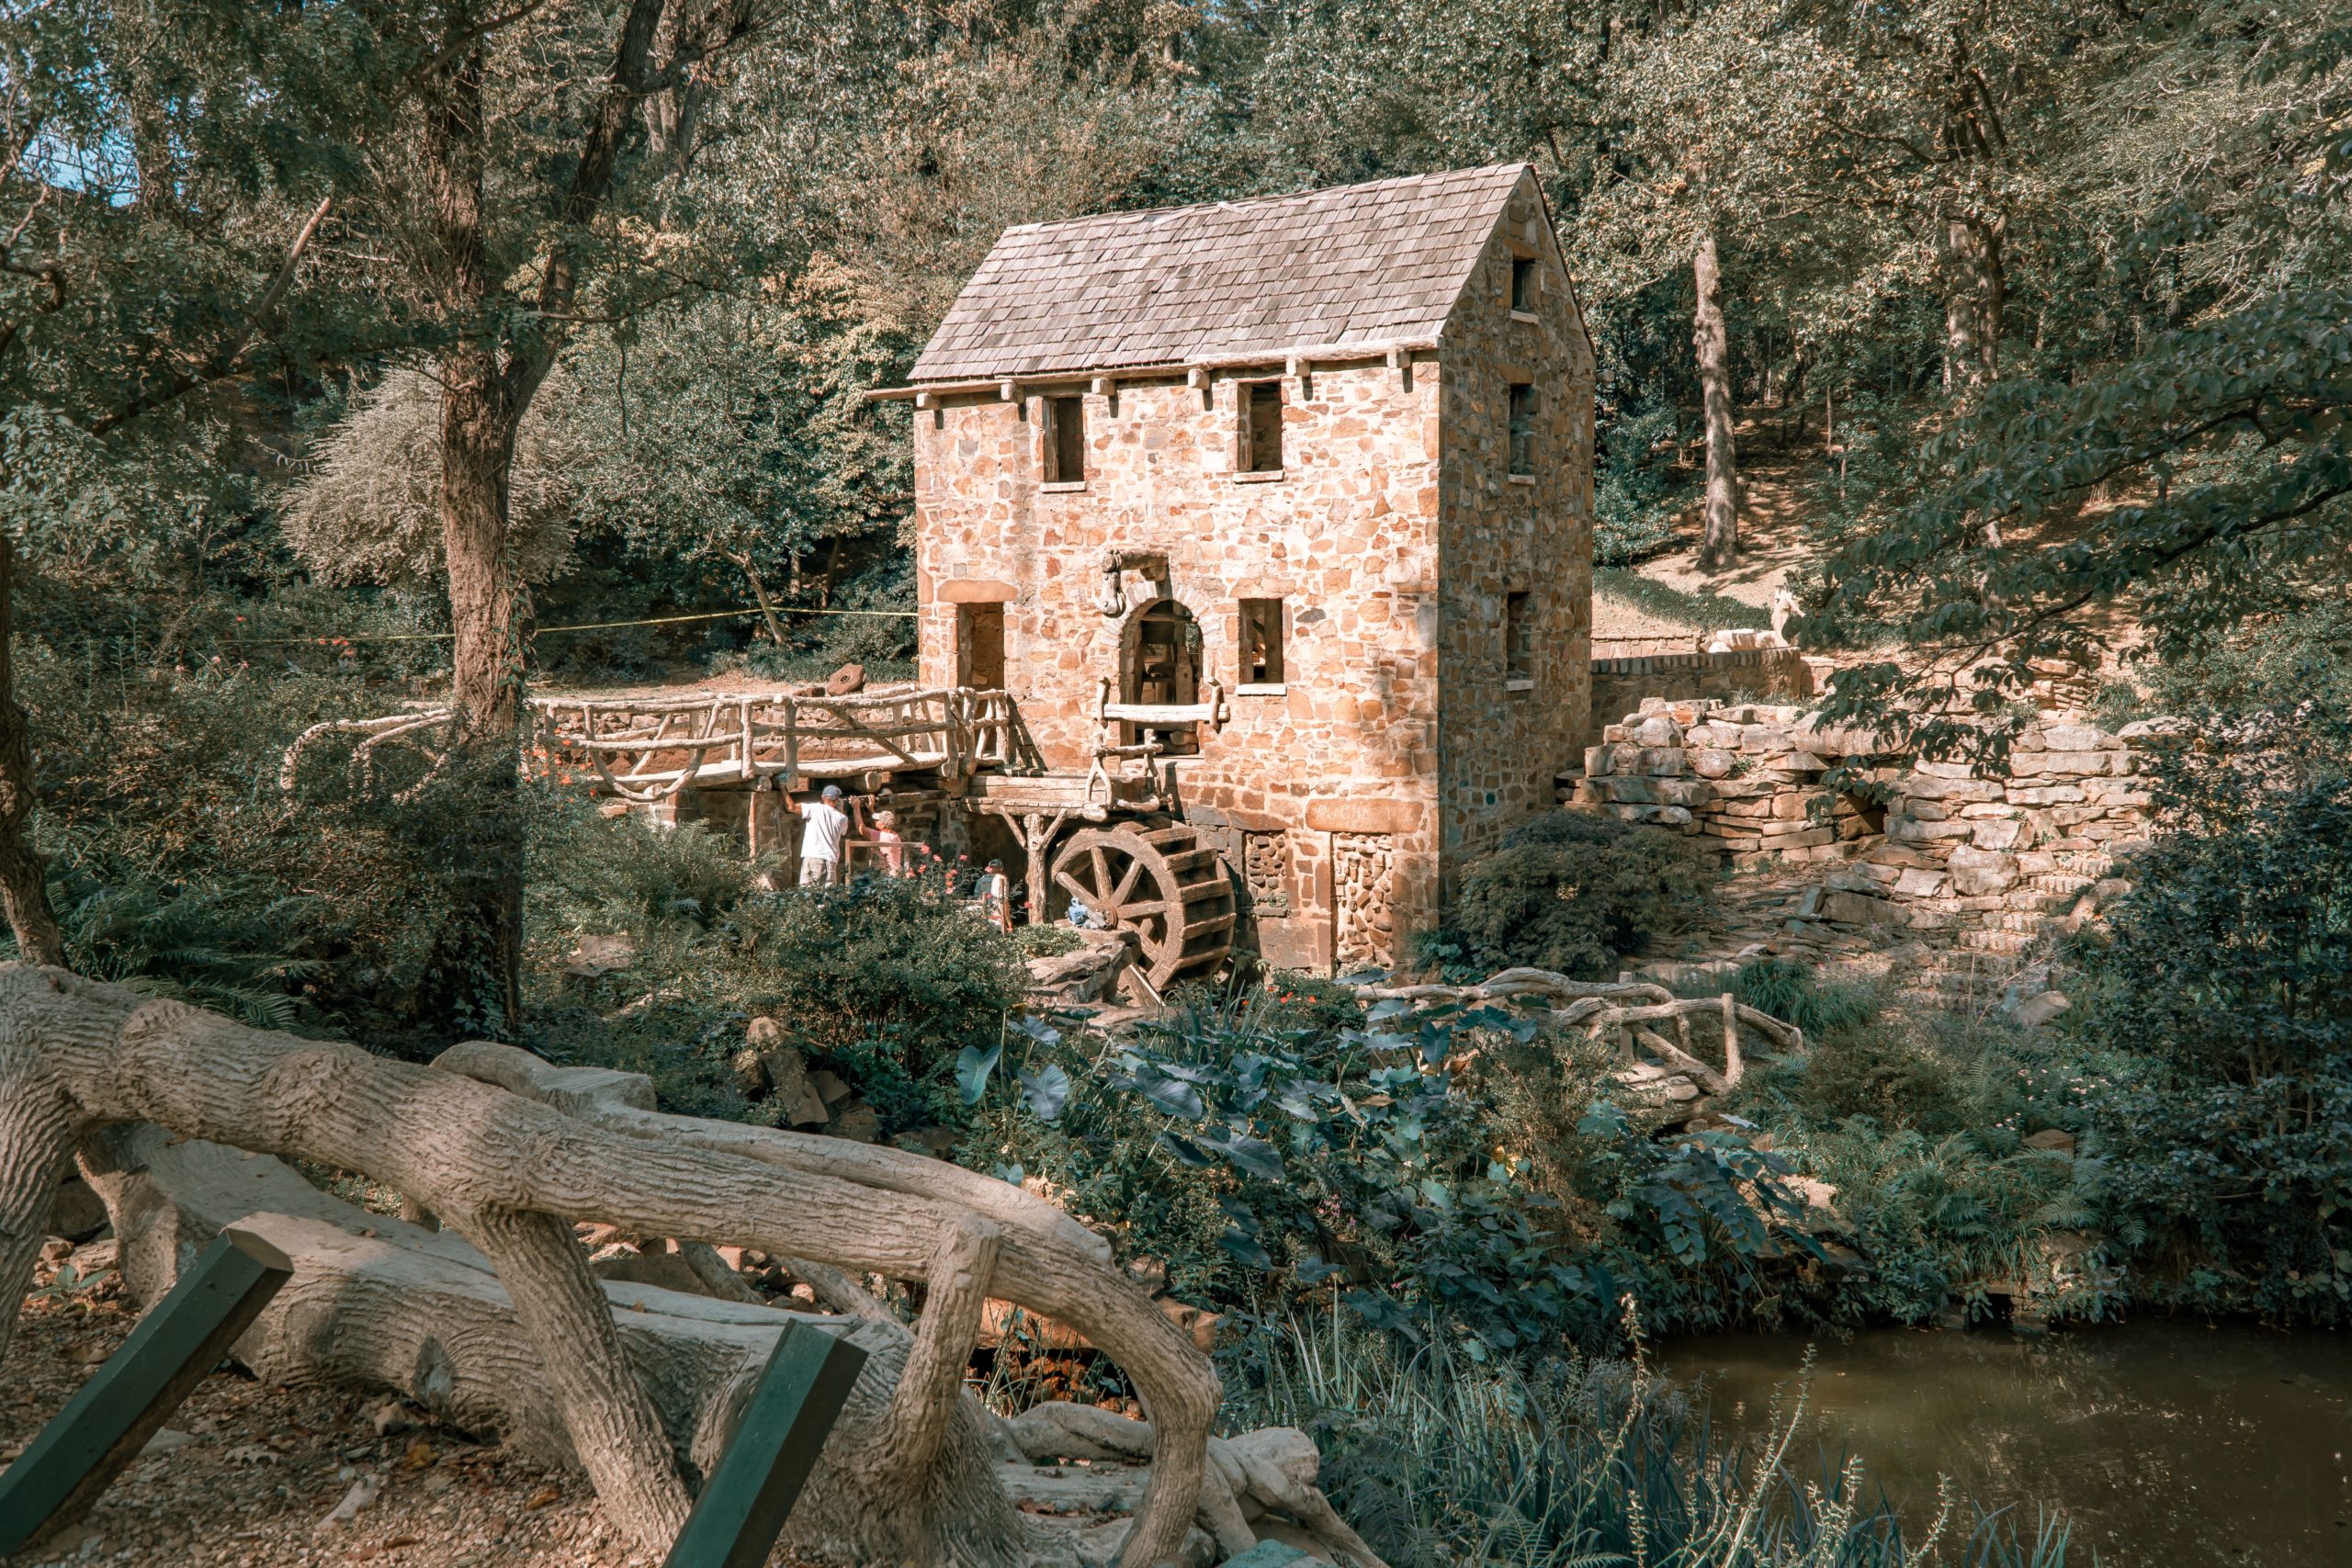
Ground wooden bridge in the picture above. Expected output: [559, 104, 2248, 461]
[282, 682, 1239, 991]
[531, 686, 1025, 804]
[282, 686, 1029, 806]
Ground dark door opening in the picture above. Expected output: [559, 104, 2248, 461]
[958, 603, 1005, 690]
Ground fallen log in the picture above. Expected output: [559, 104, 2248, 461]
[0, 964, 1235, 1568]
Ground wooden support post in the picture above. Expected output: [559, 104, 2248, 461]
[0, 1227, 293, 1556]
[659, 1319, 870, 1568]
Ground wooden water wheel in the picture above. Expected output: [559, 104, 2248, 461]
[1050, 822, 1236, 991]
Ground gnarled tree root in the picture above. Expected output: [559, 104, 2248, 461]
[0, 964, 1235, 1568]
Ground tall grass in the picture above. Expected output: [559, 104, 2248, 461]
[1223, 1309, 2071, 1568]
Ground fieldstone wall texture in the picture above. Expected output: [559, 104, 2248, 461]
[1584, 649, 1815, 753]
[1436, 179, 1596, 891]
[912, 170, 1593, 972]
[1575, 698, 2162, 954]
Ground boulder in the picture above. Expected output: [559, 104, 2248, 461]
[1947, 845, 2021, 896]
[2011, 990, 2073, 1029]
[1024, 931, 1136, 1006]
[2022, 1127, 2078, 1155]
[1970, 817, 2031, 852]
[1631, 714, 1684, 748]
[1821, 889, 1901, 927]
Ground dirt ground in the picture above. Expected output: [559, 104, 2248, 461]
[3, 1244, 640, 1568]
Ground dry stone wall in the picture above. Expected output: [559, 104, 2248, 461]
[1584, 648, 1815, 753]
[1574, 697, 2165, 954]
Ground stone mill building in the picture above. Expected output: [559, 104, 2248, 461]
[874, 163, 1596, 975]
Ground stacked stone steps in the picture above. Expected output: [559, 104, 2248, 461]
[2029, 873, 2095, 897]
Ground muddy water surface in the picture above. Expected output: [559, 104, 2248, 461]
[1666, 1323, 2352, 1566]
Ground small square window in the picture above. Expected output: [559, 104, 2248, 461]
[1239, 598, 1285, 684]
[1507, 383, 1536, 476]
[1046, 395, 1086, 484]
[1242, 382, 1284, 472]
[1505, 591, 1532, 682]
[1510, 256, 1537, 311]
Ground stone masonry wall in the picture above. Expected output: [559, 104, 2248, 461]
[1584, 649, 1814, 754]
[1435, 174, 1595, 897]
[1576, 697, 2163, 953]
[913, 362, 1445, 971]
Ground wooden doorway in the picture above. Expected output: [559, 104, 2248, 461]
[957, 603, 1005, 690]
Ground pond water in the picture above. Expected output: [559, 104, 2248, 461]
[1665, 1323, 2352, 1567]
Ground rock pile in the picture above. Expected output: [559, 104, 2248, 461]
[1575, 699, 2165, 954]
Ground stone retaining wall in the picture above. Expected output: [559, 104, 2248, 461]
[1573, 698, 2165, 953]
[1583, 649, 1815, 753]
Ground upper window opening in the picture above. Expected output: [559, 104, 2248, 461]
[1239, 598, 1285, 685]
[1506, 592, 1532, 682]
[1046, 395, 1087, 484]
[1243, 382, 1284, 472]
[1510, 256, 1537, 311]
[1507, 383, 1535, 475]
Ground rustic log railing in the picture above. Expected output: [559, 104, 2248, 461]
[282, 688, 1022, 805]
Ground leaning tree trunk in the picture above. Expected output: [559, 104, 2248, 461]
[1691, 228, 1741, 572]
[0, 535, 62, 967]
[0, 964, 1234, 1568]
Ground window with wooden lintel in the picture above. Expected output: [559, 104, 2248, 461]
[1046, 395, 1087, 484]
[1507, 382, 1535, 476]
[1241, 381, 1284, 473]
[1510, 255, 1537, 311]
[1505, 591, 1532, 687]
[1239, 598, 1284, 686]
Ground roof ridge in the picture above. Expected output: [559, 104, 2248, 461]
[998, 162, 1531, 237]
[911, 163, 1538, 384]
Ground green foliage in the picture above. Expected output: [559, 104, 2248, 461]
[526, 798, 1026, 1135]
[2069, 710, 2352, 1320]
[981, 983, 1830, 1354]
[1593, 403, 1685, 566]
[1440, 811, 1718, 981]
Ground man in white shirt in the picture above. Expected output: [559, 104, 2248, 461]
[791, 784, 852, 887]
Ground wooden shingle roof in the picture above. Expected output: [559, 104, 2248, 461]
[908, 164, 1531, 383]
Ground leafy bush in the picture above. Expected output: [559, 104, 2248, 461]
[976, 985, 1828, 1354]
[2072, 709, 2352, 1320]
[528, 814, 1025, 1136]
[1593, 402, 1684, 566]
[1440, 811, 1717, 980]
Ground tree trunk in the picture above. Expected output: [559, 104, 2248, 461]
[421, 39, 528, 1033]
[0, 536, 63, 968]
[1691, 229, 1740, 571]
[3, 967, 1236, 1568]
[1941, 214, 2004, 388]
[431, 346, 529, 1033]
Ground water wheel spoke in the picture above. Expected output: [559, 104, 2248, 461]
[1090, 847, 1114, 907]
[1109, 857, 1148, 908]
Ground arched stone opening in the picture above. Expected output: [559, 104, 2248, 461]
[1119, 596, 1202, 757]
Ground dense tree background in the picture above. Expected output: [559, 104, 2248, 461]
[2, 0, 2345, 1027]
